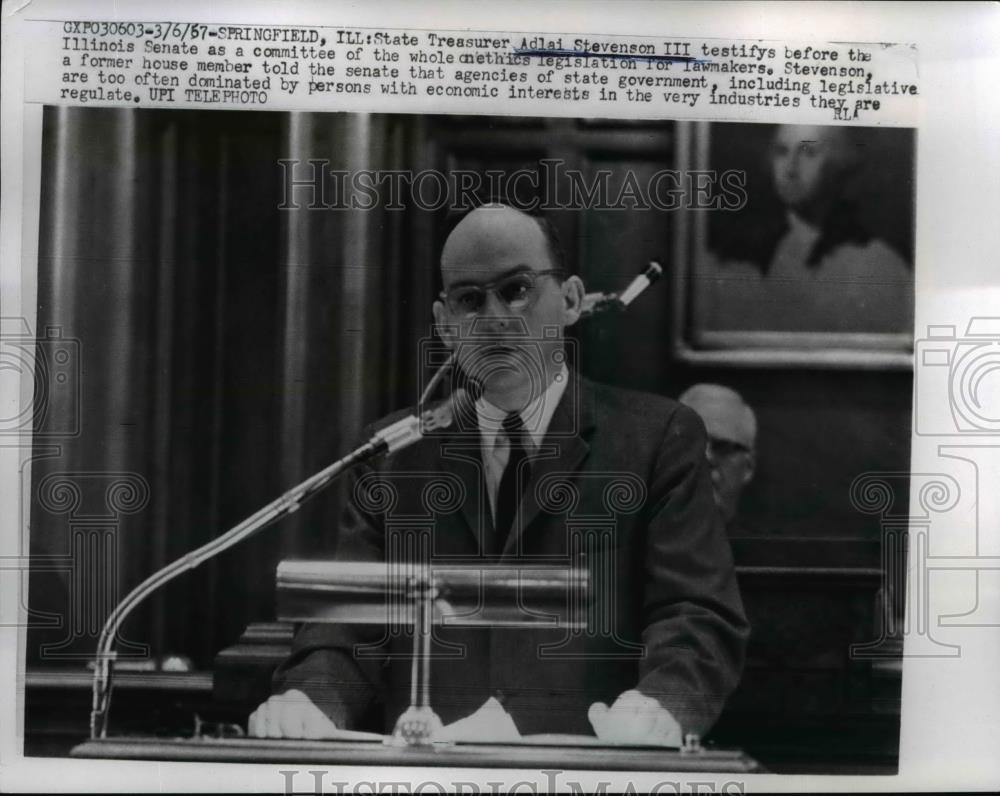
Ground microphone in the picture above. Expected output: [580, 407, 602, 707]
[579, 261, 663, 317]
[618, 260, 664, 307]
[368, 386, 469, 455]
[88, 371, 467, 739]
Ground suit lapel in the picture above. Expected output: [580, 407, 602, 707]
[501, 372, 596, 557]
[436, 433, 492, 553]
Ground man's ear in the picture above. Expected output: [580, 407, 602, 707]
[432, 300, 456, 350]
[561, 275, 586, 327]
[742, 450, 756, 485]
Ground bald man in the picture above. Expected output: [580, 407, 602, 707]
[679, 384, 757, 534]
[251, 205, 748, 745]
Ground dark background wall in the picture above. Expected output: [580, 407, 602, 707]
[26, 108, 910, 767]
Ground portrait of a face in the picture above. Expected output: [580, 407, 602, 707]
[770, 125, 851, 214]
[680, 122, 916, 362]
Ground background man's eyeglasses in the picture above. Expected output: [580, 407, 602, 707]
[706, 438, 752, 462]
[440, 269, 564, 318]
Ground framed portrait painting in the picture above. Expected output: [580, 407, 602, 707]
[672, 121, 916, 369]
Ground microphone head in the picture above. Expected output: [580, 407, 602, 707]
[420, 388, 472, 434]
[618, 260, 665, 307]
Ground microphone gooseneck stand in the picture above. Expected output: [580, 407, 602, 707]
[89, 356, 459, 740]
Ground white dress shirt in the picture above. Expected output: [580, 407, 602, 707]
[475, 364, 569, 521]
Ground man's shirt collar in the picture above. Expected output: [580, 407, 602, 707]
[475, 363, 569, 451]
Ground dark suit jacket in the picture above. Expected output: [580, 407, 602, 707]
[273, 373, 749, 737]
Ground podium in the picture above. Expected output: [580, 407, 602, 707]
[71, 735, 761, 772]
[70, 560, 761, 771]
[274, 560, 591, 745]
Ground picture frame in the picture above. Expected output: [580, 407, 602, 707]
[671, 121, 916, 370]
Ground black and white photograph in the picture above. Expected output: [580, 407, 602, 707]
[19, 106, 910, 775]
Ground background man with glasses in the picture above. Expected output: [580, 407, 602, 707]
[251, 204, 748, 746]
[679, 384, 758, 536]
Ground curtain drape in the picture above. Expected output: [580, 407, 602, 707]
[28, 107, 427, 667]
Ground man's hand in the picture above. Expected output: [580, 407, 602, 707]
[588, 689, 683, 746]
[248, 689, 339, 739]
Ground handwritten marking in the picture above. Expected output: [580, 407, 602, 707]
[513, 48, 708, 66]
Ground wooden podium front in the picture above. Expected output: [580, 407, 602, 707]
[71, 735, 762, 772]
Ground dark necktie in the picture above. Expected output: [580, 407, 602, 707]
[494, 411, 530, 554]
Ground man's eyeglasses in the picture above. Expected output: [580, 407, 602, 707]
[440, 269, 564, 318]
[706, 438, 751, 462]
